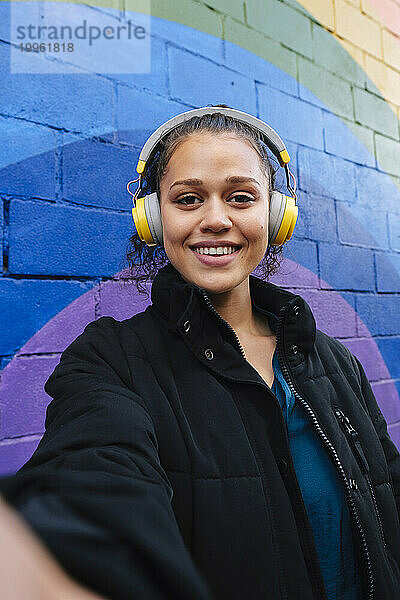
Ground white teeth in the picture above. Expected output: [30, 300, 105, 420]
[192, 246, 239, 255]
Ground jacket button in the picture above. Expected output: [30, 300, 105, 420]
[183, 320, 190, 333]
[277, 457, 288, 475]
[204, 349, 214, 360]
[293, 305, 300, 316]
[291, 344, 299, 355]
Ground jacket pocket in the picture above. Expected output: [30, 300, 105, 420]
[333, 406, 387, 550]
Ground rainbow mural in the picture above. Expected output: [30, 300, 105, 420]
[0, 0, 399, 475]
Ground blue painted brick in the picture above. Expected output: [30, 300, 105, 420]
[0, 279, 91, 355]
[337, 202, 389, 249]
[168, 46, 257, 114]
[0, 117, 56, 200]
[152, 15, 224, 64]
[116, 85, 186, 147]
[309, 197, 337, 242]
[301, 193, 337, 242]
[224, 36, 298, 96]
[377, 337, 400, 379]
[0, 42, 114, 136]
[291, 191, 308, 239]
[257, 85, 324, 150]
[63, 139, 138, 210]
[0, 199, 3, 267]
[298, 146, 356, 202]
[323, 111, 375, 168]
[107, 35, 168, 96]
[8, 200, 133, 277]
[356, 294, 400, 335]
[319, 243, 375, 291]
[356, 166, 400, 214]
[389, 212, 400, 252]
[0, 2, 10, 43]
[376, 253, 400, 292]
[282, 238, 318, 284]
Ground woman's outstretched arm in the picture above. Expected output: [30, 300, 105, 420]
[0, 494, 106, 599]
[0, 317, 214, 600]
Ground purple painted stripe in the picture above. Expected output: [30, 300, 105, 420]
[0, 260, 398, 475]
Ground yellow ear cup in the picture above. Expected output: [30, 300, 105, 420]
[132, 195, 156, 246]
[273, 196, 298, 246]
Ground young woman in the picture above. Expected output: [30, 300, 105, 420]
[1, 105, 399, 600]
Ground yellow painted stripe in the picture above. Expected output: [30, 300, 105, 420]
[297, 0, 400, 110]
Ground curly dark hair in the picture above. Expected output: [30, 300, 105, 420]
[123, 104, 286, 298]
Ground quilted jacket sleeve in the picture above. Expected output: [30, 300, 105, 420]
[350, 352, 400, 520]
[0, 317, 214, 600]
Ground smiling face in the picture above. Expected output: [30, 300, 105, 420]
[159, 132, 270, 296]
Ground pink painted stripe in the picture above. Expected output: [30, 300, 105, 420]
[368, 0, 400, 38]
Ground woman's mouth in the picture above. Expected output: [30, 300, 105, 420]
[189, 245, 242, 266]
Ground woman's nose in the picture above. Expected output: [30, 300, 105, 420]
[199, 198, 232, 231]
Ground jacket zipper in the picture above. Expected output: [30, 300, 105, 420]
[334, 407, 387, 551]
[198, 290, 328, 599]
[199, 290, 247, 360]
[274, 303, 375, 600]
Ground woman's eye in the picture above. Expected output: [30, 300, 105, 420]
[175, 196, 201, 205]
[175, 194, 253, 205]
[229, 195, 253, 203]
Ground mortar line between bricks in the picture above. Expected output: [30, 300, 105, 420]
[113, 82, 118, 144]
[340, 335, 400, 342]
[8, 195, 131, 215]
[14, 352, 62, 359]
[111, 68, 205, 101]
[0, 111, 86, 135]
[57, 199, 131, 213]
[3, 274, 101, 282]
[94, 284, 101, 319]
[55, 132, 63, 202]
[0, 434, 44, 445]
[255, 82, 260, 118]
[2, 200, 9, 275]
[166, 38, 240, 71]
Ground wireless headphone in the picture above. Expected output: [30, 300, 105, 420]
[127, 106, 298, 247]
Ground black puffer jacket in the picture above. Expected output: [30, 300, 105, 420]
[1, 262, 400, 600]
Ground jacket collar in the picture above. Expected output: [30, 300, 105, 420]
[151, 262, 316, 361]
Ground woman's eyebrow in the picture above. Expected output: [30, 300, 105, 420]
[169, 176, 261, 191]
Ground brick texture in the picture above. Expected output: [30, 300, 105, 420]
[8, 200, 133, 277]
[335, 0, 382, 58]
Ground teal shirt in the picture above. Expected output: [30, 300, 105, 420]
[260, 308, 363, 599]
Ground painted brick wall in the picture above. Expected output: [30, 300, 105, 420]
[0, 0, 399, 473]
